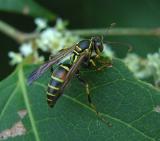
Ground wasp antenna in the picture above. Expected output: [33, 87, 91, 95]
[110, 22, 116, 28]
[101, 35, 104, 41]
[105, 22, 117, 35]
[104, 41, 133, 53]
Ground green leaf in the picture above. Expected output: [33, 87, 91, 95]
[0, 0, 55, 20]
[0, 58, 160, 141]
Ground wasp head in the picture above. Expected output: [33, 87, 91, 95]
[91, 36, 104, 56]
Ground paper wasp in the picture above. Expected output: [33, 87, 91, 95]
[28, 36, 112, 125]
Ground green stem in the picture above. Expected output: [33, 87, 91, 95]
[70, 28, 160, 37]
[0, 20, 38, 43]
[1, 20, 160, 44]
[18, 64, 41, 141]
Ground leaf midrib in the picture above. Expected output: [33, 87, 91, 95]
[65, 95, 155, 141]
[35, 82, 155, 141]
[18, 65, 41, 141]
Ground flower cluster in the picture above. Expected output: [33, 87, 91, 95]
[124, 53, 151, 79]
[36, 19, 79, 55]
[8, 18, 80, 65]
[147, 49, 160, 87]
[124, 49, 160, 87]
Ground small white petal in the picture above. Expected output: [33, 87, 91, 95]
[35, 18, 47, 30]
[55, 18, 66, 30]
[103, 44, 115, 58]
[8, 51, 23, 65]
[8, 51, 15, 58]
[20, 43, 33, 56]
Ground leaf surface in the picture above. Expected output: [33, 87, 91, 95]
[0, 59, 160, 141]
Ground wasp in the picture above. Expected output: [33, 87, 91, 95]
[28, 36, 112, 125]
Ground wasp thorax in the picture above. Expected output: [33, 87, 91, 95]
[77, 40, 91, 52]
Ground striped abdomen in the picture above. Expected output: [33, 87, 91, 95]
[47, 64, 70, 107]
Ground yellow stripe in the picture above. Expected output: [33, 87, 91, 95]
[76, 46, 82, 51]
[73, 50, 79, 55]
[89, 59, 96, 67]
[73, 55, 78, 63]
[60, 64, 70, 72]
[88, 40, 92, 49]
[47, 92, 56, 97]
[51, 75, 64, 83]
[48, 84, 59, 90]
[70, 54, 74, 64]
[47, 98, 53, 101]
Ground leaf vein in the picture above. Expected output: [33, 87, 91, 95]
[18, 65, 41, 141]
[64, 95, 155, 141]
[0, 83, 18, 120]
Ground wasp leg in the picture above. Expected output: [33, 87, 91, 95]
[75, 72, 98, 111]
[96, 59, 112, 71]
[88, 58, 112, 71]
[75, 72, 112, 127]
[49, 54, 54, 61]
[89, 56, 112, 71]
[89, 59, 96, 67]
[49, 55, 55, 72]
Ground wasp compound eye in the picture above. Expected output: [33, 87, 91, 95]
[96, 41, 103, 52]
[92, 36, 104, 53]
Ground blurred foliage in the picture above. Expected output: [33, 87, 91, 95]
[0, 0, 55, 19]
[1, 0, 160, 80]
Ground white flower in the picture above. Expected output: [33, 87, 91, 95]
[8, 51, 23, 65]
[147, 52, 160, 70]
[55, 18, 66, 30]
[147, 49, 160, 85]
[32, 51, 44, 64]
[8, 18, 80, 65]
[36, 28, 63, 52]
[124, 53, 152, 79]
[36, 27, 79, 54]
[35, 18, 47, 30]
[124, 50, 160, 88]
[102, 44, 115, 58]
[20, 43, 33, 56]
[124, 53, 141, 72]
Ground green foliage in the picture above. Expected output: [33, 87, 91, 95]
[0, 58, 160, 141]
[0, 0, 55, 19]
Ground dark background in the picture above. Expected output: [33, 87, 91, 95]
[0, 0, 160, 80]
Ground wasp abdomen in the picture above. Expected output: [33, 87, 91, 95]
[47, 64, 70, 107]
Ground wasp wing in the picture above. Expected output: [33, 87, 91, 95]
[27, 46, 76, 85]
[60, 51, 89, 93]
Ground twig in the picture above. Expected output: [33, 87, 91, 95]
[70, 28, 160, 37]
[1, 20, 160, 44]
[0, 20, 38, 43]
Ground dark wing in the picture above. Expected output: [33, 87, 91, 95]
[27, 46, 75, 85]
[60, 51, 89, 93]
[104, 41, 133, 52]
